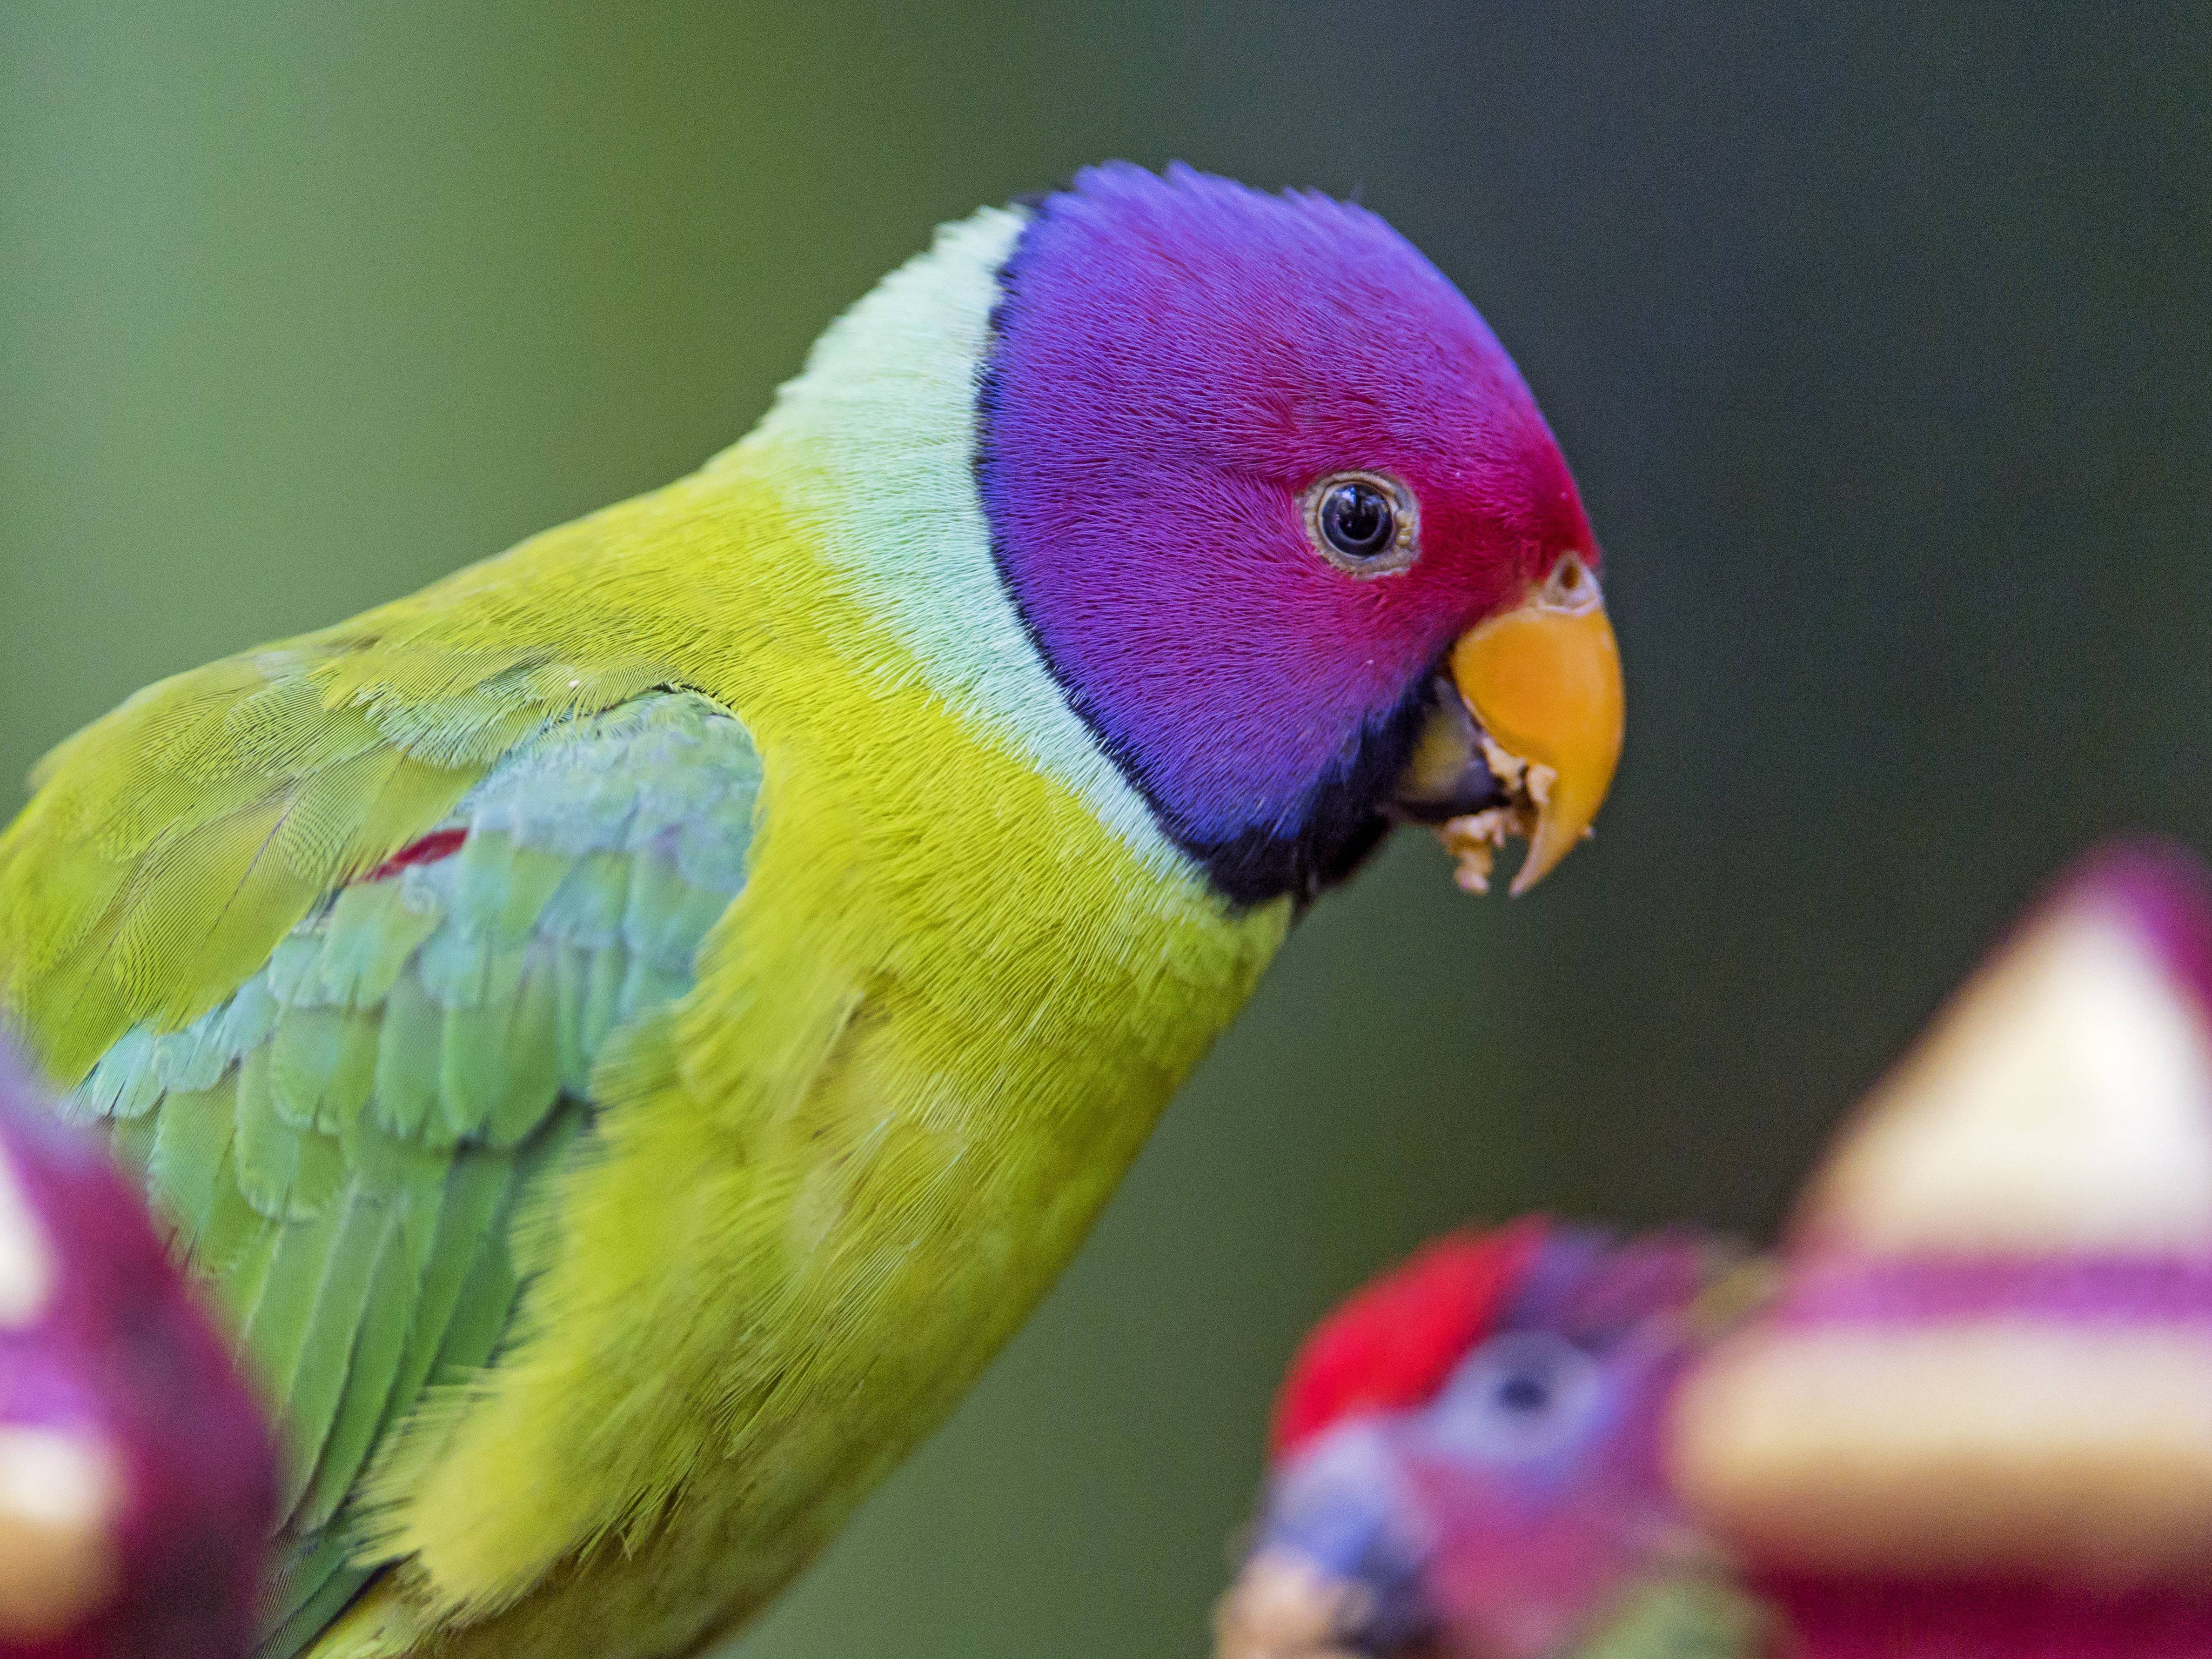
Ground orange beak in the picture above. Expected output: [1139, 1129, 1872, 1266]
[1443, 555, 1625, 895]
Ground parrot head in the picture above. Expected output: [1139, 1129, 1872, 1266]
[977, 164, 1622, 905]
[0, 1042, 276, 1659]
[1218, 1220, 1744, 1659]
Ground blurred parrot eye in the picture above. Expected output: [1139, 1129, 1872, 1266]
[1306, 472, 1418, 575]
[1434, 1331, 1603, 1462]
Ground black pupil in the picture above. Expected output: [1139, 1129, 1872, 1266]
[1496, 1369, 1552, 1414]
[1320, 482, 1394, 557]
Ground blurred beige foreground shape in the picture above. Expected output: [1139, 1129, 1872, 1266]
[1672, 841, 2212, 1654]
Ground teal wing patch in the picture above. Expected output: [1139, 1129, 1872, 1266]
[58, 691, 762, 1656]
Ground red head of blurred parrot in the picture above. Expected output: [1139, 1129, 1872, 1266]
[0, 1040, 276, 1659]
[1218, 1220, 1758, 1659]
[0, 163, 1623, 1659]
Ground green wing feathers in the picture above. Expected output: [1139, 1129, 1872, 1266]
[0, 622, 684, 1084]
[2, 682, 762, 1656]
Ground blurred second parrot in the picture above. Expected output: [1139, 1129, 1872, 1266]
[1216, 1222, 1763, 1659]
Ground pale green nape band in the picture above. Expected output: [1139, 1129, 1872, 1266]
[719, 205, 1184, 877]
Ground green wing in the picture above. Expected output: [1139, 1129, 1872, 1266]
[38, 691, 762, 1655]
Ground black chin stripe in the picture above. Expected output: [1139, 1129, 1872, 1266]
[1173, 682, 1434, 910]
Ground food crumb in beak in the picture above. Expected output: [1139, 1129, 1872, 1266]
[1436, 733, 1550, 895]
[1440, 809, 1517, 894]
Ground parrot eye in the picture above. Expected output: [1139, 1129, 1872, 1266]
[1434, 1331, 1603, 1463]
[1305, 472, 1418, 575]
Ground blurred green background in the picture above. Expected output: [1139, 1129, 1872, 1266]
[3, 3, 2207, 1653]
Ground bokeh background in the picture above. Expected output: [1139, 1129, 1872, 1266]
[3, 4, 2207, 1653]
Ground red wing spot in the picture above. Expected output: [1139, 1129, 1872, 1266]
[1269, 1217, 1548, 1464]
[361, 828, 468, 883]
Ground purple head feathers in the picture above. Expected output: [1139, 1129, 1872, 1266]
[979, 164, 1594, 904]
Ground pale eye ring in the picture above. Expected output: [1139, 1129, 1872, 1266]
[1432, 1331, 1604, 1463]
[1303, 471, 1419, 576]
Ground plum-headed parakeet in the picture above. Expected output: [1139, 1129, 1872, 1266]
[0, 163, 1624, 1659]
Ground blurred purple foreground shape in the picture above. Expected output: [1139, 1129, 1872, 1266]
[1674, 841, 2212, 1659]
[0, 1039, 275, 1659]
